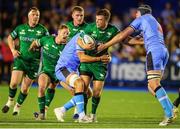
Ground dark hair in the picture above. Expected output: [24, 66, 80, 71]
[96, 9, 111, 22]
[137, 4, 152, 15]
[72, 6, 84, 13]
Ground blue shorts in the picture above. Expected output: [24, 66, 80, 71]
[146, 47, 169, 71]
[55, 66, 79, 82]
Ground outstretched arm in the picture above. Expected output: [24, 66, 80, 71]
[97, 27, 134, 52]
[127, 36, 144, 45]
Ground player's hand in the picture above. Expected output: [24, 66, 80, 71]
[100, 55, 111, 64]
[29, 40, 38, 51]
[97, 44, 107, 53]
[83, 43, 95, 50]
[12, 49, 21, 58]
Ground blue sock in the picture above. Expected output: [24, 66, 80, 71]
[155, 87, 173, 118]
[63, 98, 76, 111]
[73, 93, 84, 114]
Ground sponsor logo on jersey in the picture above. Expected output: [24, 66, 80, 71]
[73, 28, 78, 31]
[19, 29, 25, 35]
[36, 30, 42, 36]
[28, 29, 34, 32]
[52, 45, 58, 49]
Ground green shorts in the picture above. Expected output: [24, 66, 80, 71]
[39, 67, 58, 83]
[13, 57, 40, 79]
[79, 62, 107, 81]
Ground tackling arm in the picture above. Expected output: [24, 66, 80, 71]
[77, 51, 110, 63]
[98, 27, 135, 51]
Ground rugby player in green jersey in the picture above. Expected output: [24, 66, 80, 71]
[1, 7, 49, 115]
[66, 6, 89, 40]
[29, 24, 69, 120]
[79, 9, 119, 122]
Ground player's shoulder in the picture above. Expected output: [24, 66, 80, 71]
[65, 21, 73, 27]
[37, 23, 48, 30]
[15, 23, 27, 29]
[41, 35, 54, 40]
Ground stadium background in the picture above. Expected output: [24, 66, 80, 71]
[0, 0, 180, 88]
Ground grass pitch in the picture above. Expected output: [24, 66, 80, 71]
[0, 85, 179, 128]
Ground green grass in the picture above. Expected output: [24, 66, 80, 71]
[0, 85, 179, 128]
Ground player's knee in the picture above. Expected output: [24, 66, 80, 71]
[93, 90, 101, 97]
[74, 78, 84, 92]
[10, 81, 19, 89]
[38, 85, 46, 94]
[21, 88, 29, 94]
[148, 80, 160, 91]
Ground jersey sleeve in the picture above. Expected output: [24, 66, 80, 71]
[129, 17, 141, 31]
[44, 28, 49, 36]
[10, 26, 19, 39]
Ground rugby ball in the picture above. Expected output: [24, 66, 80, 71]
[82, 34, 95, 45]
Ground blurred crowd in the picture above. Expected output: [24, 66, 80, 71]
[0, 0, 180, 83]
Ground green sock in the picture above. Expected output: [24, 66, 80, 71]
[83, 93, 88, 114]
[9, 87, 17, 98]
[92, 96, 100, 114]
[17, 91, 27, 105]
[38, 96, 45, 113]
[45, 88, 55, 107]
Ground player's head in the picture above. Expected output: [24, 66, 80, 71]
[96, 9, 111, 29]
[136, 4, 152, 17]
[28, 7, 40, 26]
[71, 6, 84, 26]
[57, 24, 69, 43]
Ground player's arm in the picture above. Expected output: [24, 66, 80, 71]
[77, 51, 110, 63]
[59, 81, 75, 96]
[126, 36, 144, 45]
[77, 38, 95, 50]
[97, 26, 134, 52]
[7, 34, 21, 58]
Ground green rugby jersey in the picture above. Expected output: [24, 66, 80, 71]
[10, 23, 49, 60]
[66, 21, 88, 40]
[84, 22, 119, 56]
[38, 36, 66, 72]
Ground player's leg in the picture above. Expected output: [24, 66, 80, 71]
[2, 70, 23, 113]
[54, 67, 90, 123]
[173, 88, 180, 108]
[173, 88, 180, 118]
[45, 83, 57, 114]
[13, 75, 33, 115]
[146, 50, 174, 126]
[36, 73, 50, 119]
[78, 75, 92, 114]
[90, 80, 104, 122]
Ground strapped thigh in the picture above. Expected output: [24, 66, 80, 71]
[147, 73, 161, 81]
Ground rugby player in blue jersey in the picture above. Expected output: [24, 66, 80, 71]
[97, 4, 176, 126]
[54, 33, 110, 123]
